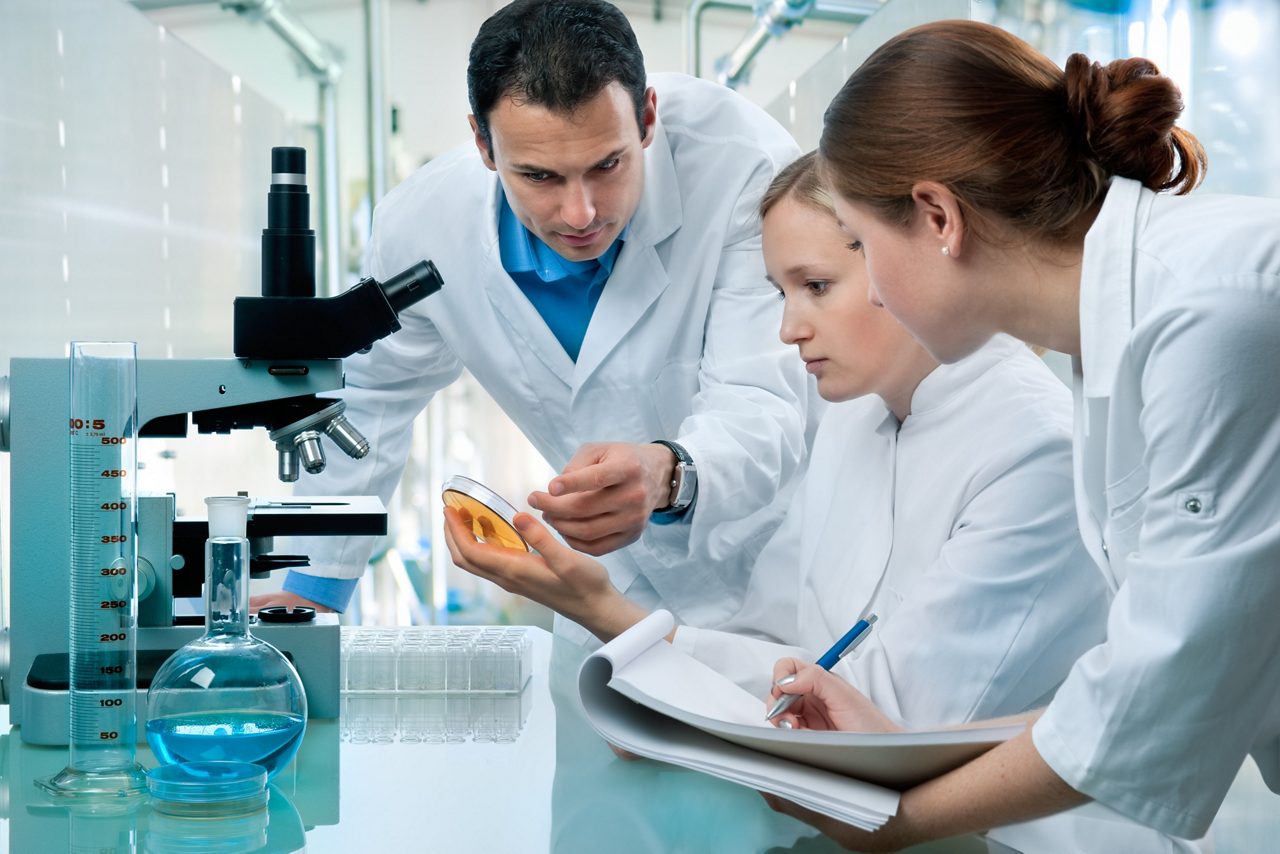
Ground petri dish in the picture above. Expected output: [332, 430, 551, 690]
[442, 475, 530, 552]
[147, 761, 268, 817]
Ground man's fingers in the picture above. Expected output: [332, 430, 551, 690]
[547, 459, 632, 497]
[560, 527, 643, 556]
[541, 508, 642, 541]
[532, 486, 647, 520]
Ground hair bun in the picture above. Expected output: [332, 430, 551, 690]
[1063, 52, 1204, 193]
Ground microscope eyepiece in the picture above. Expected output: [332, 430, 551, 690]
[379, 260, 443, 315]
[235, 144, 442, 359]
[263, 145, 315, 298]
[271, 146, 307, 181]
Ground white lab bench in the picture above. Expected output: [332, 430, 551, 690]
[0, 629, 1274, 853]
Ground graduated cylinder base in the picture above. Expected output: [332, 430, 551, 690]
[36, 763, 149, 804]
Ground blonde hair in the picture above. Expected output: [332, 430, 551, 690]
[760, 151, 835, 220]
[770, 148, 1050, 358]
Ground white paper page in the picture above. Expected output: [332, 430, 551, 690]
[593, 609, 675, 672]
[578, 652, 899, 830]
[613, 635, 771, 727]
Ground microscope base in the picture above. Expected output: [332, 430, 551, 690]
[17, 618, 341, 746]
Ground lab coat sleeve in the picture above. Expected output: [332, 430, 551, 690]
[641, 154, 809, 592]
[839, 432, 1108, 729]
[669, 498, 812, 697]
[288, 223, 464, 585]
[1034, 285, 1280, 839]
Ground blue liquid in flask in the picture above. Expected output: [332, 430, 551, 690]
[147, 711, 305, 777]
[148, 525, 309, 781]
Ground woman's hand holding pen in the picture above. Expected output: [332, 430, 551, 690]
[443, 506, 649, 643]
[766, 659, 902, 733]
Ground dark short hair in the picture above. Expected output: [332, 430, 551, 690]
[467, 0, 648, 154]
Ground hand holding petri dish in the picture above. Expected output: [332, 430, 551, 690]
[442, 475, 531, 552]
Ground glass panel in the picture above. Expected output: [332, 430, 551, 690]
[766, 0, 971, 149]
[0, 0, 291, 365]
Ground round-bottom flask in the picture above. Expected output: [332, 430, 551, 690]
[147, 502, 306, 779]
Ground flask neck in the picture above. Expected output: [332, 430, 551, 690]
[205, 537, 250, 637]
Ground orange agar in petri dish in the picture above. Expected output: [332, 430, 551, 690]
[442, 475, 531, 552]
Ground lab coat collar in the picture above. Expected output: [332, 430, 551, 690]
[570, 116, 682, 393]
[907, 335, 1026, 419]
[623, 115, 683, 248]
[1079, 177, 1143, 399]
[481, 175, 576, 387]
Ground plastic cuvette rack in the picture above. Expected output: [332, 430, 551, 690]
[341, 627, 532, 693]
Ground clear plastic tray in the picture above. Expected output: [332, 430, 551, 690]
[341, 626, 533, 693]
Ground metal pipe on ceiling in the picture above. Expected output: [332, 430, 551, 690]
[686, 0, 882, 87]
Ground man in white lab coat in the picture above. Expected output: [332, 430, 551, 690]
[255, 0, 808, 639]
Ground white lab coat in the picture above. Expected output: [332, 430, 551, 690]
[673, 336, 1107, 722]
[296, 73, 808, 640]
[674, 334, 1207, 852]
[1034, 177, 1280, 840]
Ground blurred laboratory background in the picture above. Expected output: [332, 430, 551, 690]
[2, 0, 1277, 632]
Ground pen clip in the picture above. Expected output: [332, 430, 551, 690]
[836, 613, 878, 663]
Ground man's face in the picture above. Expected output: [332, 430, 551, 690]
[471, 82, 656, 261]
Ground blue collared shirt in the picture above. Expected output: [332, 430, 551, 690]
[498, 192, 624, 361]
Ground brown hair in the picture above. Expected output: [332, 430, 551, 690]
[819, 20, 1206, 244]
[760, 151, 834, 219]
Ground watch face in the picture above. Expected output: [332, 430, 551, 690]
[672, 462, 696, 509]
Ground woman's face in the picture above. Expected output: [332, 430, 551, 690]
[829, 192, 993, 364]
[763, 193, 931, 405]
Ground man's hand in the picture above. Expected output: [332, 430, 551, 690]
[442, 505, 648, 642]
[249, 591, 333, 614]
[766, 659, 902, 733]
[528, 442, 677, 555]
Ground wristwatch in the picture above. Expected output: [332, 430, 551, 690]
[650, 439, 697, 524]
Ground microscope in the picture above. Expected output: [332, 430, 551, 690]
[0, 147, 442, 745]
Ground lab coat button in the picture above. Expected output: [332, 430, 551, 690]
[1101, 540, 1109, 556]
[1184, 497, 1203, 514]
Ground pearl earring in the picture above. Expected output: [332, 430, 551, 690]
[941, 245, 951, 257]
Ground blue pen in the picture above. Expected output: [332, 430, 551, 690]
[765, 613, 878, 722]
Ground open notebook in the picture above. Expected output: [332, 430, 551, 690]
[578, 610, 1024, 831]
